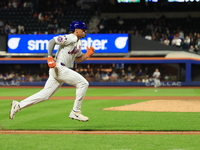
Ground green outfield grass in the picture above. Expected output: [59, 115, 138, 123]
[0, 87, 200, 97]
[0, 87, 200, 150]
[1, 134, 200, 150]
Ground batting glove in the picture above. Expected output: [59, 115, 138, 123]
[86, 46, 95, 57]
[47, 56, 56, 68]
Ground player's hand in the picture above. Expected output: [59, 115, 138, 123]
[86, 46, 95, 57]
[47, 56, 56, 68]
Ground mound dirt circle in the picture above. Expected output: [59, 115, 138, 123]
[103, 100, 200, 112]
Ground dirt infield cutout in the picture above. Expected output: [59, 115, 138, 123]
[103, 100, 200, 112]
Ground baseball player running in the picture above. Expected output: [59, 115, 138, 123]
[9, 21, 95, 122]
[152, 68, 161, 92]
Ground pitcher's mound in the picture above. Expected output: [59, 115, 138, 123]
[103, 100, 200, 112]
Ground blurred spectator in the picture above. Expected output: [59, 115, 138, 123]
[4, 23, 11, 34]
[76, 0, 91, 9]
[193, 32, 198, 44]
[163, 38, 170, 46]
[35, 75, 42, 82]
[145, 34, 152, 40]
[189, 45, 194, 53]
[56, 25, 67, 34]
[29, 75, 34, 82]
[94, 71, 101, 82]
[38, 12, 44, 22]
[127, 72, 135, 82]
[110, 71, 118, 82]
[0, 73, 4, 81]
[10, 25, 17, 34]
[164, 74, 170, 81]
[53, 19, 59, 30]
[3, 73, 9, 81]
[101, 72, 109, 82]
[41, 73, 48, 81]
[198, 34, 200, 47]
[127, 66, 132, 75]
[17, 24, 25, 34]
[53, 8, 64, 17]
[179, 30, 184, 39]
[116, 16, 124, 30]
[137, 69, 143, 77]
[171, 36, 182, 48]
[23, 1, 33, 8]
[21, 74, 26, 82]
[0, 20, 4, 34]
[8, 72, 15, 81]
[89, 71, 95, 82]
[183, 35, 190, 50]
[189, 37, 196, 46]
[194, 45, 199, 54]
[91, 27, 100, 34]
[118, 69, 126, 82]
[0, 20, 4, 28]
[144, 67, 149, 77]
[15, 73, 21, 82]
[98, 23, 105, 33]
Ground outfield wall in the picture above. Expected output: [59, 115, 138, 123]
[1, 81, 200, 87]
[0, 57, 200, 86]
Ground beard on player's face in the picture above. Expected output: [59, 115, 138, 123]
[82, 32, 86, 38]
[74, 29, 86, 38]
[80, 29, 86, 38]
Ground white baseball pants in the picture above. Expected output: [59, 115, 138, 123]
[19, 63, 89, 112]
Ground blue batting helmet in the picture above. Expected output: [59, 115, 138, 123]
[70, 21, 87, 32]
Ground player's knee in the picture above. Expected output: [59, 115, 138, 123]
[77, 80, 89, 89]
[81, 80, 89, 89]
[84, 80, 89, 87]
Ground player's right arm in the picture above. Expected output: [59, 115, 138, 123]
[47, 38, 56, 68]
[48, 38, 56, 57]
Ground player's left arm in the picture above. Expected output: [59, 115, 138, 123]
[75, 54, 89, 63]
[75, 46, 95, 63]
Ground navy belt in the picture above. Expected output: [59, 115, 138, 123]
[60, 62, 65, 66]
[55, 61, 73, 69]
[60, 62, 73, 69]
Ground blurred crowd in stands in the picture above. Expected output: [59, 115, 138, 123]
[0, 63, 176, 83]
[0, 0, 200, 54]
[0, 1, 197, 84]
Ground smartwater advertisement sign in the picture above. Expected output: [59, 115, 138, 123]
[7, 34, 129, 53]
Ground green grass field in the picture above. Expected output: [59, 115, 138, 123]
[0, 87, 200, 150]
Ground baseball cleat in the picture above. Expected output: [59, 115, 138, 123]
[9, 100, 20, 119]
[69, 110, 89, 122]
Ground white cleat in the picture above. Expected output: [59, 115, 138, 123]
[9, 100, 20, 119]
[69, 110, 89, 122]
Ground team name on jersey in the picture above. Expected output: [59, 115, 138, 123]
[68, 46, 81, 55]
